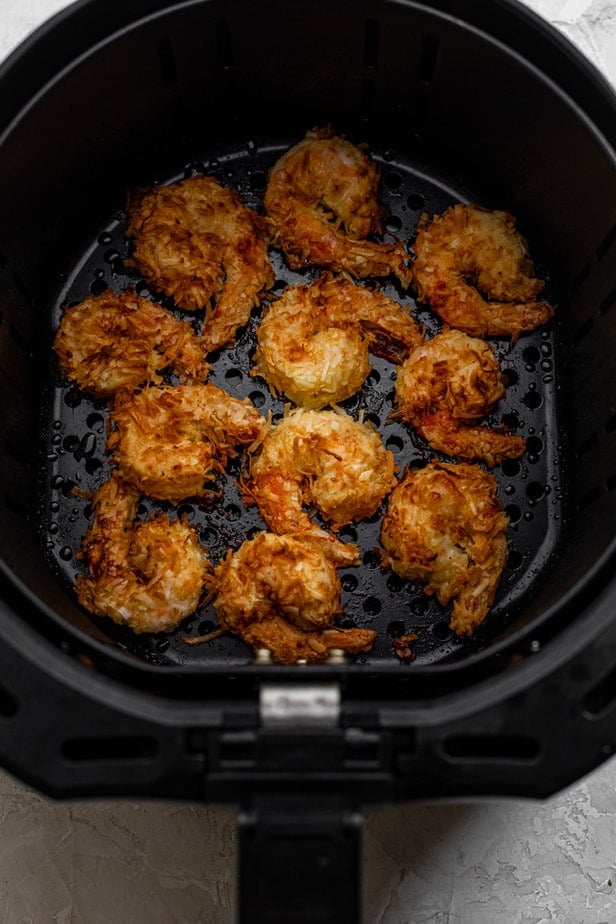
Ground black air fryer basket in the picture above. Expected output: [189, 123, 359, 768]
[0, 0, 615, 919]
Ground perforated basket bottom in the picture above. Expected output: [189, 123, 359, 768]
[41, 139, 565, 668]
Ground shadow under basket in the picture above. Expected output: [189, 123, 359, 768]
[0, 1, 615, 920]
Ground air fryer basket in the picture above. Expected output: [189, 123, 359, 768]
[0, 0, 615, 919]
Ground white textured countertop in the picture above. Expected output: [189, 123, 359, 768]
[1, 1, 615, 921]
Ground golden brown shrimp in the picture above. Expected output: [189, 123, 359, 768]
[380, 462, 510, 636]
[412, 204, 554, 338]
[210, 532, 376, 664]
[243, 408, 396, 563]
[393, 329, 526, 466]
[264, 127, 412, 285]
[53, 289, 209, 397]
[107, 384, 267, 502]
[76, 473, 208, 634]
[126, 175, 274, 351]
[253, 273, 423, 408]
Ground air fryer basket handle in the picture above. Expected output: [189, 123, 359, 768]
[238, 794, 362, 924]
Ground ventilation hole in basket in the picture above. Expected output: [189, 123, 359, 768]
[575, 431, 598, 459]
[363, 18, 380, 67]
[443, 734, 540, 760]
[339, 525, 358, 542]
[216, 19, 233, 67]
[583, 663, 616, 716]
[225, 368, 243, 387]
[507, 549, 523, 570]
[526, 482, 545, 503]
[505, 504, 521, 524]
[387, 620, 406, 637]
[501, 366, 519, 387]
[569, 263, 591, 295]
[385, 434, 404, 453]
[577, 485, 602, 511]
[386, 574, 406, 594]
[384, 171, 403, 191]
[408, 193, 426, 210]
[200, 526, 219, 545]
[432, 620, 451, 640]
[248, 390, 266, 408]
[363, 549, 381, 569]
[62, 736, 158, 762]
[363, 596, 382, 616]
[597, 223, 616, 262]
[600, 289, 616, 316]
[522, 388, 542, 410]
[522, 345, 540, 366]
[223, 503, 241, 520]
[157, 37, 179, 86]
[501, 412, 521, 431]
[341, 573, 359, 593]
[385, 215, 402, 234]
[526, 435, 544, 458]
[418, 34, 439, 83]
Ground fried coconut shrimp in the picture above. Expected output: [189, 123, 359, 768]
[53, 289, 209, 397]
[126, 175, 274, 351]
[76, 473, 208, 634]
[107, 384, 267, 502]
[380, 462, 510, 636]
[264, 127, 412, 285]
[253, 273, 423, 408]
[412, 204, 553, 338]
[211, 532, 376, 664]
[394, 329, 526, 466]
[244, 408, 397, 562]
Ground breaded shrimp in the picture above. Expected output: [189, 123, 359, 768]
[76, 473, 208, 634]
[107, 384, 267, 502]
[412, 204, 553, 338]
[244, 408, 397, 562]
[126, 175, 274, 351]
[53, 289, 209, 397]
[394, 329, 526, 466]
[265, 127, 412, 285]
[253, 273, 423, 408]
[380, 462, 510, 636]
[210, 532, 376, 664]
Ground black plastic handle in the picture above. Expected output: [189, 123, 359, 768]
[238, 794, 362, 924]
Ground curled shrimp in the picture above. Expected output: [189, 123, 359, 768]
[380, 462, 510, 636]
[412, 204, 553, 338]
[210, 532, 376, 664]
[394, 329, 526, 466]
[76, 473, 208, 634]
[243, 408, 397, 563]
[126, 175, 274, 351]
[253, 273, 423, 408]
[264, 127, 412, 285]
[107, 384, 267, 502]
[53, 289, 209, 397]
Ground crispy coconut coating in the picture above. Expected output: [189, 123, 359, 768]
[265, 127, 412, 285]
[126, 175, 274, 351]
[210, 532, 376, 664]
[76, 473, 208, 634]
[244, 407, 397, 563]
[107, 384, 267, 502]
[412, 204, 553, 338]
[394, 329, 526, 466]
[253, 272, 423, 408]
[53, 289, 209, 397]
[380, 462, 510, 636]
